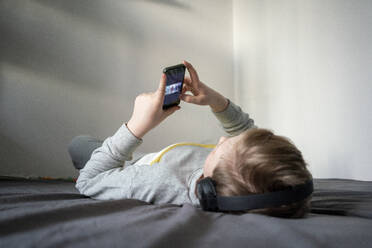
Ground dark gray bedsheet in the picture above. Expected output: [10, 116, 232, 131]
[1, 177, 372, 248]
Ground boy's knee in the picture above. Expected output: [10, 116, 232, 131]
[68, 135, 99, 170]
[68, 135, 94, 156]
[68, 135, 103, 169]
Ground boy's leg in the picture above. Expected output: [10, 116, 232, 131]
[68, 135, 103, 170]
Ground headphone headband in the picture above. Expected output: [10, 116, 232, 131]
[197, 177, 313, 212]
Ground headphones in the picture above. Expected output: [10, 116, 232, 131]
[196, 177, 313, 212]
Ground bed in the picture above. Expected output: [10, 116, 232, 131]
[1, 177, 371, 248]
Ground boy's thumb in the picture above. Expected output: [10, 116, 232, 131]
[180, 94, 196, 104]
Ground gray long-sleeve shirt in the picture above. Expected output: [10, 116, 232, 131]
[76, 99, 256, 207]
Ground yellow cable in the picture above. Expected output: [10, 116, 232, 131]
[149, 143, 216, 165]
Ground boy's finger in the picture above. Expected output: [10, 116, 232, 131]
[180, 93, 197, 104]
[182, 61, 199, 91]
[164, 105, 181, 116]
[157, 73, 167, 97]
[182, 84, 187, 94]
[183, 76, 192, 85]
[182, 77, 192, 94]
[182, 83, 193, 94]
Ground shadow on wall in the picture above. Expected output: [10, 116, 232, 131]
[0, 0, 194, 95]
[145, 0, 191, 10]
[0, 0, 145, 94]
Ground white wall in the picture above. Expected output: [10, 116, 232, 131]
[0, 0, 233, 178]
[233, 0, 372, 180]
[2, 0, 371, 181]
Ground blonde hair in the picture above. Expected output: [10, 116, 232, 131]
[211, 128, 313, 218]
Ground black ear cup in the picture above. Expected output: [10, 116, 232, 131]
[196, 177, 219, 211]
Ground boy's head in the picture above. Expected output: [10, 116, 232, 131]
[199, 128, 313, 218]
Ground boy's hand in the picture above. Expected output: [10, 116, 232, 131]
[181, 61, 228, 113]
[127, 73, 180, 139]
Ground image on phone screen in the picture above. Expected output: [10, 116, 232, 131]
[163, 65, 185, 109]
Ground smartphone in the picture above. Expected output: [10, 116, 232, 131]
[162, 64, 186, 110]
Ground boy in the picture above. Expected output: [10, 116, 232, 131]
[68, 61, 312, 218]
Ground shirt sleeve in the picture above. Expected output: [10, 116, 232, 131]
[75, 123, 144, 200]
[211, 98, 257, 136]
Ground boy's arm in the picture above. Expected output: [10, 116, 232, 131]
[76, 70, 180, 200]
[75, 72, 181, 200]
[211, 96, 257, 137]
[75, 123, 143, 199]
[180, 61, 256, 136]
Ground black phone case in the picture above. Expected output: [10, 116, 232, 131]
[162, 64, 186, 110]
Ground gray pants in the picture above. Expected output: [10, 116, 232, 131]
[68, 135, 103, 170]
[68, 135, 146, 170]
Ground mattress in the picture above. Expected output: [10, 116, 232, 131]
[1, 177, 372, 248]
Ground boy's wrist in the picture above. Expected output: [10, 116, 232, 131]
[209, 92, 229, 113]
[126, 120, 146, 139]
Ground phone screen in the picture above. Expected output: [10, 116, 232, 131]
[163, 65, 185, 109]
